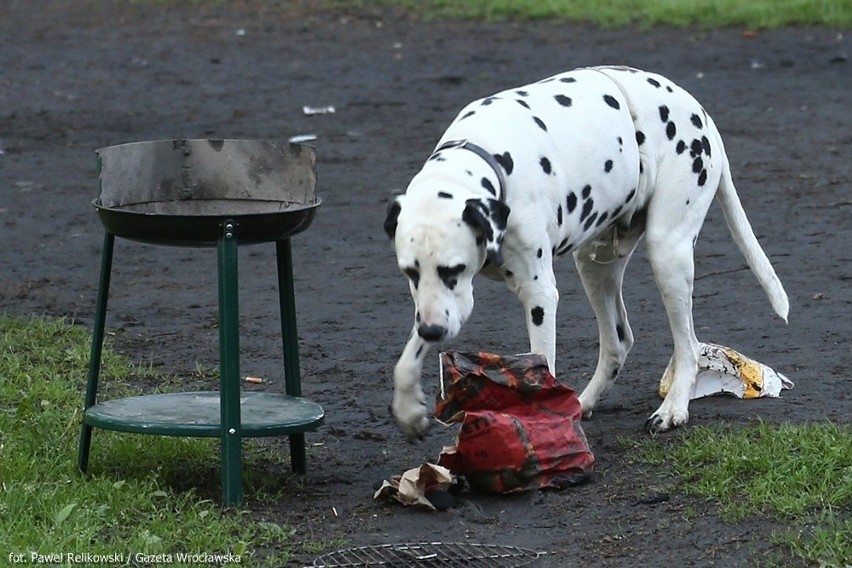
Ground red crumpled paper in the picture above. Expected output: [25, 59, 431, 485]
[435, 352, 595, 493]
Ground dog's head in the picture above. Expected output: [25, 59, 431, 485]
[384, 192, 509, 343]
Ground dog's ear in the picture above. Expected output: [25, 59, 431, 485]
[463, 198, 510, 266]
[384, 197, 403, 239]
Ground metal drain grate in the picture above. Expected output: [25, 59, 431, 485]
[312, 542, 545, 567]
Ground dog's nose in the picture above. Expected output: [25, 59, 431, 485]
[417, 324, 448, 342]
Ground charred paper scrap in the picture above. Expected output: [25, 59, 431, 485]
[435, 352, 595, 493]
[373, 463, 455, 511]
[660, 342, 794, 400]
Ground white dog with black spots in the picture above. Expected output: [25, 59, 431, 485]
[384, 66, 788, 439]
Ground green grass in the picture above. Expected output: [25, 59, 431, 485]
[0, 315, 308, 566]
[349, 0, 852, 27]
[632, 421, 852, 566]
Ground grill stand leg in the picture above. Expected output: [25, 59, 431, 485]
[218, 220, 243, 506]
[78, 231, 115, 473]
[276, 239, 306, 474]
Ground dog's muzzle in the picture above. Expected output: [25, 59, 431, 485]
[417, 324, 448, 342]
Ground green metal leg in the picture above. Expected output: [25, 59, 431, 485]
[78, 232, 115, 474]
[218, 220, 242, 506]
[276, 239, 306, 474]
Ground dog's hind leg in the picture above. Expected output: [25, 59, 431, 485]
[575, 228, 642, 417]
[643, 176, 717, 432]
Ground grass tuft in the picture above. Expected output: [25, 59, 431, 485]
[632, 420, 852, 566]
[354, 0, 852, 28]
[0, 315, 305, 566]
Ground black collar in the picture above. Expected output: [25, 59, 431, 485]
[432, 139, 506, 202]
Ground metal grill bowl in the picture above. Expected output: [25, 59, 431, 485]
[94, 138, 319, 246]
[311, 542, 545, 567]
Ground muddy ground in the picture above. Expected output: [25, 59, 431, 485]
[1, 1, 849, 566]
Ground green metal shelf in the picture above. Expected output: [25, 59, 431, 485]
[83, 392, 324, 437]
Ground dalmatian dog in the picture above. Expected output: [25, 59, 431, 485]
[384, 66, 789, 439]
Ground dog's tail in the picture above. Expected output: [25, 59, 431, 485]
[716, 152, 789, 322]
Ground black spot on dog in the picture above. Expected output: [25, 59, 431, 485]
[698, 169, 708, 186]
[516, 99, 530, 109]
[666, 86, 674, 93]
[531, 306, 545, 326]
[647, 77, 661, 88]
[582, 184, 592, 199]
[540, 156, 552, 174]
[611, 205, 623, 218]
[494, 152, 514, 175]
[666, 121, 677, 140]
[618, 136, 623, 146]
[554, 94, 572, 107]
[701, 135, 712, 157]
[416, 345, 423, 358]
[676, 140, 687, 154]
[636, 131, 646, 145]
[481, 177, 496, 196]
[566, 192, 578, 213]
[580, 198, 594, 221]
[626, 188, 636, 202]
[583, 211, 598, 231]
[404, 267, 420, 289]
[603, 94, 620, 109]
[537, 248, 543, 258]
[691, 113, 703, 129]
[516, 90, 529, 97]
[482, 96, 497, 106]
[533, 116, 548, 131]
[438, 264, 466, 291]
[460, 110, 476, 120]
[604, 160, 613, 173]
[428, 152, 445, 162]
[438, 192, 453, 199]
[559, 77, 577, 83]
[596, 211, 609, 226]
[557, 204, 563, 225]
[692, 157, 704, 174]
[659, 105, 670, 123]
[556, 238, 573, 256]
[616, 324, 625, 342]
[690, 139, 703, 158]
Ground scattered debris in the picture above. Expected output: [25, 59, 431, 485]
[303, 105, 336, 115]
[374, 463, 456, 511]
[659, 342, 794, 400]
[289, 134, 317, 144]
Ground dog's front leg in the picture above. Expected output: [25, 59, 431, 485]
[392, 326, 432, 439]
[509, 267, 560, 373]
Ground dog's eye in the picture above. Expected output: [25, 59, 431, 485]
[403, 267, 420, 289]
[437, 264, 466, 290]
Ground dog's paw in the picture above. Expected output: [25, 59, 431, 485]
[393, 391, 431, 441]
[645, 407, 689, 434]
[578, 392, 596, 420]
